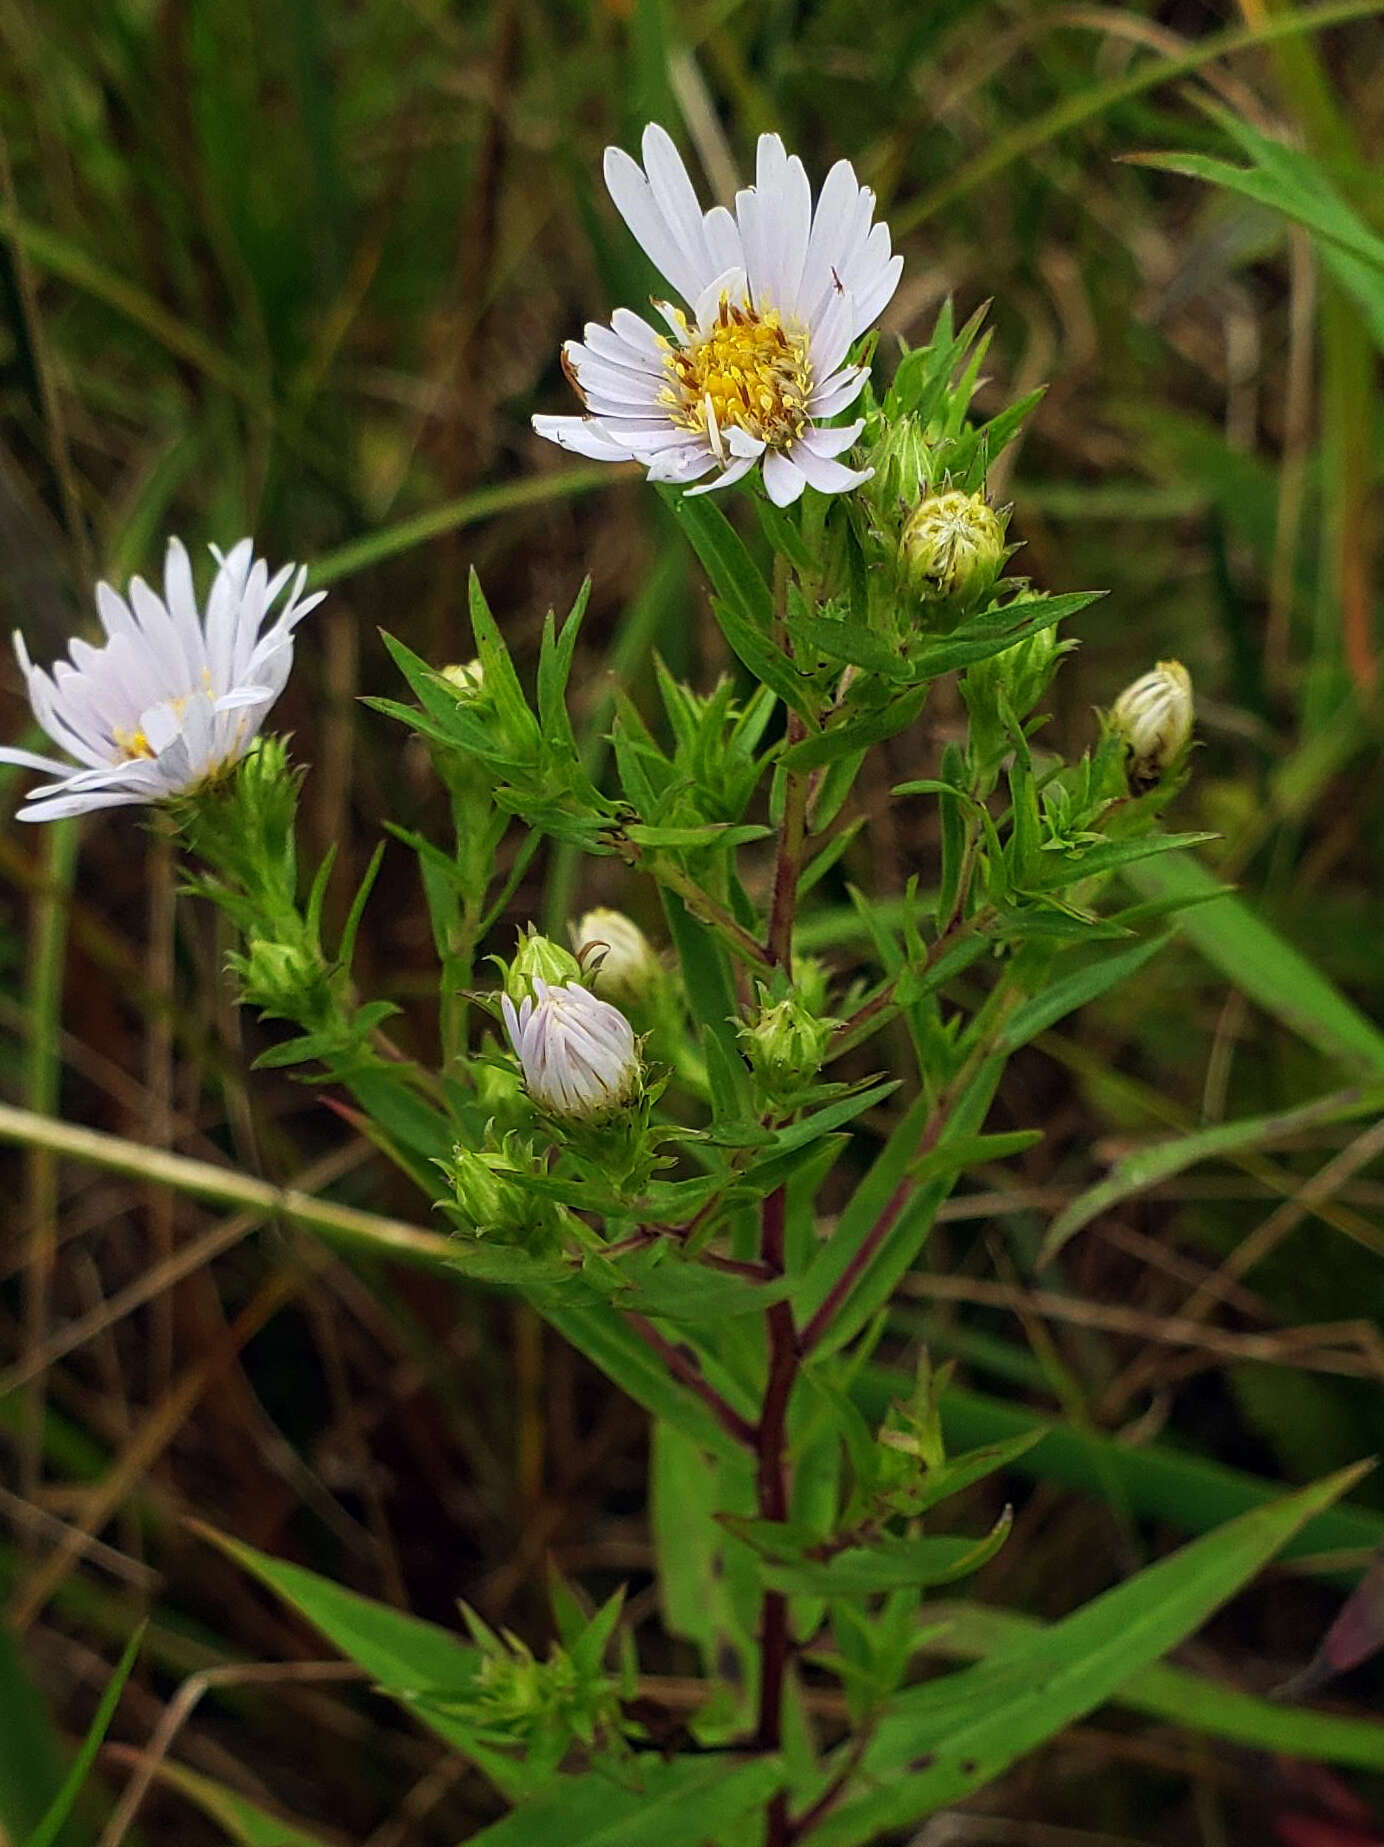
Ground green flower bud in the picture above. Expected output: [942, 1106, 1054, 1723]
[440, 658, 486, 700]
[505, 926, 582, 1003]
[571, 907, 661, 1005]
[234, 932, 330, 1021]
[449, 1145, 530, 1237]
[900, 490, 1006, 606]
[864, 412, 932, 512]
[1109, 660, 1194, 788]
[790, 954, 832, 1018]
[740, 988, 836, 1100]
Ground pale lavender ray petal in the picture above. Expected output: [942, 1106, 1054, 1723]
[0, 744, 74, 776]
[799, 418, 865, 460]
[603, 144, 705, 304]
[685, 454, 757, 496]
[762, 448, 807, 507]
[808, 367, 868, 419]
[641, 124, 715, 290]
[785, 444, 872, 495]
[703, 205, 744, 276]
[808, 284, 856, 377]
[851, 253, 904, 335]
[532, 415, 642, 462]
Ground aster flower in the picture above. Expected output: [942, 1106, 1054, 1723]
[534, 125, 902, 506]
[0, 538, 323, 822]
[502, 978, 642, 1121]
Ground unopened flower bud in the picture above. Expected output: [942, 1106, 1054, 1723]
[1110, 660, 1193, 787]
[449, 1145, 529, 1236]
[441, 658, 486, 699]
[740, 989, 835, 1100]
[235, 933, 329, 1021]
[865, 413, 932, 511]
[571, 908, 660, 1005]
[900, 490, 1006, 606]
[506, 926, 582, 1003]
[790, 955, 832, 1018]
[502, 979, 642, 1121]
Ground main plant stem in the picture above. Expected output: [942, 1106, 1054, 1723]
[767, 745, 808, 969]
[756, 1183, 797, 1847]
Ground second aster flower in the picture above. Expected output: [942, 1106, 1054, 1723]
[501, 978, 642, 1121]
[534, 125, 902, 506]
[0, 537, 322, 822]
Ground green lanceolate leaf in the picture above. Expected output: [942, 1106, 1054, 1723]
[921, 1597, 1384, 1774]
[663, 487, 774, 629]
[547, 1302, 754, 1462]
[461, 1753, 784, 1847]
[190, 1525, 531, 1801]
[760, 1510, 1014, 1598]
[996, 934, 1171, 1053]
[810, 1464, 1371, 1845]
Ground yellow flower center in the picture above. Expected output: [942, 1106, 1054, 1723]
[113, 726, 153, 760]
[663, 297, 812, 452]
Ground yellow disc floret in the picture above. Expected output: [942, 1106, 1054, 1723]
[663, 296, 812, 454]
[113, 726, 154, 760]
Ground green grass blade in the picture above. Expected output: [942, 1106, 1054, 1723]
[24, 1624, 143, 1847]
[812, 1464, 1370, 1843]
[0, 1622, 77, 1847]
[1125, 852, 1384, 1074]
[1038, 1081, 1384, 1266]
[116, 1758, 337, 1847]
[892, 0, 1384, 231]
[307, 467, 617, 587]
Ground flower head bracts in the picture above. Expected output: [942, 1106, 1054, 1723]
[534, 125, 902, 506]
[501, 978, 642, 1121]
[0, 537, 323, 822]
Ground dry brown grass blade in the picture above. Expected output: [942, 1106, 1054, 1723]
[7, 1266, 310, 1632]
[901, 1272, 1384, 1379]
[1106, 1114, 1384, 1410]
[0, 1140, 372, 1398]
[99, 1662, 366, 1847]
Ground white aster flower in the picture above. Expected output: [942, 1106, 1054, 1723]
[502, 977, 642, 1121]
[534, 125, 902, 506]
[0, 537, 323, 822]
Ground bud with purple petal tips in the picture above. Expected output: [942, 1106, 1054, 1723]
[501, 979, 642, 1122]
